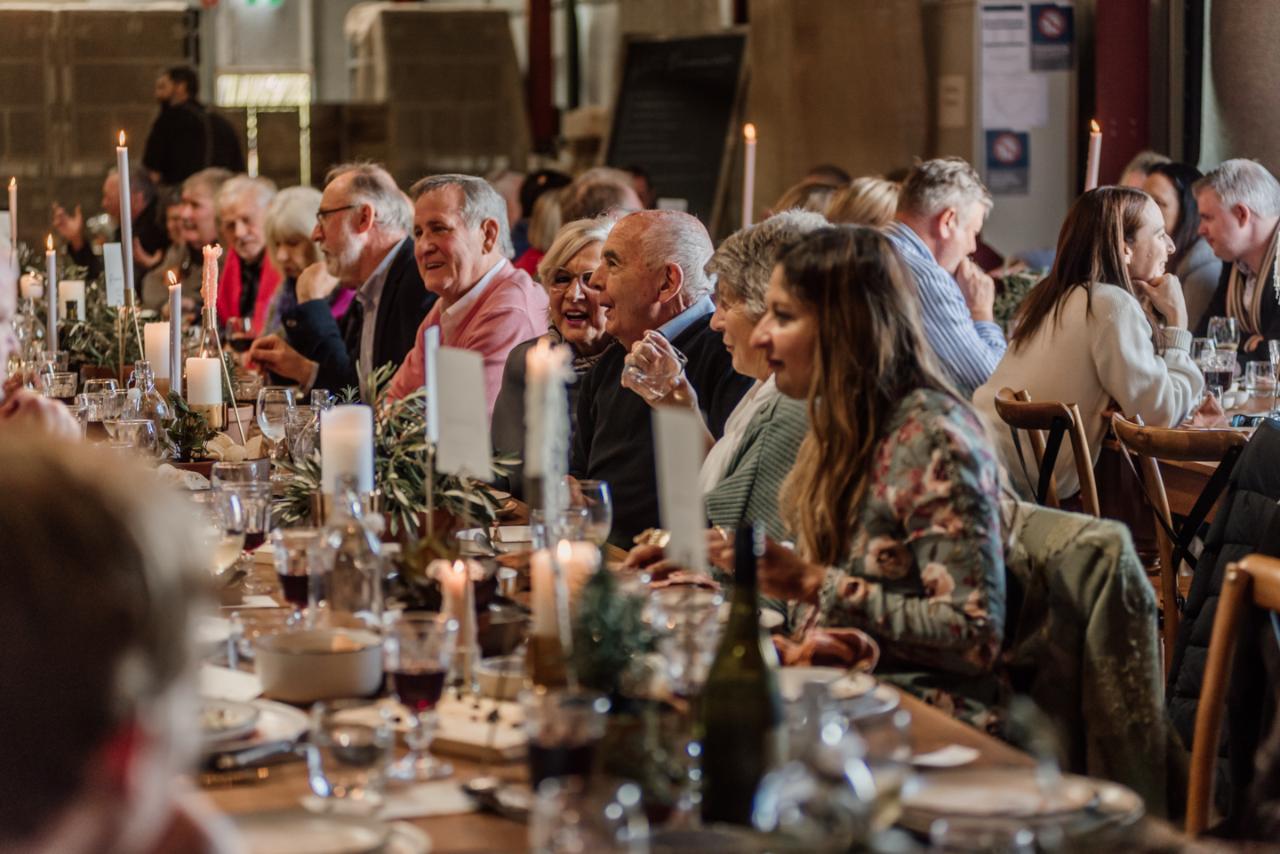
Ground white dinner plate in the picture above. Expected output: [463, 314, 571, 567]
[777, 666, 877, 703]
[202, 698, 309, 755]
[201, 698, 261, 746]
[231, 811, 394, 854]
[902, 768, 1100, 819]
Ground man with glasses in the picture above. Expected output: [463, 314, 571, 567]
[249, 163, 432, 396]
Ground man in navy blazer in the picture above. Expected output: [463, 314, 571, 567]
[250, 163, 434, 396]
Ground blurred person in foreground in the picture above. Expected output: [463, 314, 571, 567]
[0, 438, 229, 853]
[1193, 158, 1280, 360]
[0, 249, 79, 438]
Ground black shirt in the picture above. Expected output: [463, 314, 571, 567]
[570, 314, 754, 546]
[143, 101, 245, 187]
[238, 255, 262, 318]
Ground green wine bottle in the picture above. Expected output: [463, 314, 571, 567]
[699, 523, 786, 826]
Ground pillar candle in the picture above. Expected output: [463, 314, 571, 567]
[440, 558, 481, 687]
[320, 404, 374, 494]
[59, 279, 85, 322]
[44, 235, 57, 352]
[144, 322, 170, 379]
[524, 338, 572, 516]
[742, 123, 757, 230]
[529, 540, 599, 636]
[116, 132, 135, 290]
[168, 279, 182, 398]
[1084, 119, 1102, 192]
[201, 243, 222, 324]
[186, 357, 222, 406]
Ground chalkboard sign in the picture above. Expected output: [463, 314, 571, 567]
[604, 31, 747, 233]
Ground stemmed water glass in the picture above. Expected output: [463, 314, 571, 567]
[567, 479, 613, 547]
[1207, 316, 1240, 352]
[222, 482, 274, 594]
[383, 612, 458, 781]
[257, 386, 295, 478]
[190, 489, 247, 583]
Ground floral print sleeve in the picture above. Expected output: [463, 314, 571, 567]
[817, 390, 1006, 677]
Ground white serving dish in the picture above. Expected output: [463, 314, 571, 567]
[254, 628, 383, 703]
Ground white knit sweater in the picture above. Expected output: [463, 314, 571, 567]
[973, 283, 1204, 500]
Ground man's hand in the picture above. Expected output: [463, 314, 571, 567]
[295, 263, 341, 303]
[50, 203, 86, 252]
[247, 335, 317, 385]
[0, 389, 80, 440]
[955, 258, 996, 323]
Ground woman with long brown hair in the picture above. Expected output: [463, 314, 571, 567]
[730, 225, 1007, 730]
[973, 186, 1205, 502]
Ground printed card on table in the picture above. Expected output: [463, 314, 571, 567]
[432, 345, 492, 482]
[103, 243, 125, 307]
[654, 407, 708, 572]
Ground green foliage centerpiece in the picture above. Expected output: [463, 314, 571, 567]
[274, 362, 516, 540]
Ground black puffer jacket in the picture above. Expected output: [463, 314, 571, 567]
[1166, 419, 1280, 823]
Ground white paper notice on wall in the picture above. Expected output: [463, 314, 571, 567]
[981, 2, 1030, 76]
[982, 74, 1049, 130]
[103, 243, 126, 307]
[653, 407, 707, 573]
[433, 345, 492, 481]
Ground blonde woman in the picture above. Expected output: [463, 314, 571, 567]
[491, 217, 616, 495]
[261, 186, 354, 335]
[826, 176, 900, 227]
[718, 226, 1007, 731]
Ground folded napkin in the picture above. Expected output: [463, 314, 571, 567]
[199, 664, 262, 702]
[156, 464, 210, 491]
[301, 782, 477, 820]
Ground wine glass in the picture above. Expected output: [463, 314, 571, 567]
[222, 482, 274, 593]
[271, 527, 322, 621]
[620, 330, 687, 403]
[285, 405, 319, 463]
[1207, 316, 1240, 352]
[257, 386, 295, 477]
[383, 612, 458, 781]
[567, 479, 613, 546]
[1202, 350, 1237, 406]
[113, 418, 159, 456]
[82, 378, 118, 395]
[225, 316, 254, 354]
[190, 489, 247, 582]
[1190, 337, 1216, 368]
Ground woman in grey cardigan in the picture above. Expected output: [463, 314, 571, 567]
[625, 210, 824, 558]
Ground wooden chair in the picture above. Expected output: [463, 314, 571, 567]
[993, 388, 1100, 517]
[1110, 414, 1248, 671]
[1187, 555, 1280, 835]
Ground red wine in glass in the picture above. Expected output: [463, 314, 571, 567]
[229, 337, 253, 353]
[392, 668, 448, 712]
[243, 531, 267, 551]
[278, 573, 309, 608]
[528, 740, 597, 788]
[1204, 369, 1234, 391]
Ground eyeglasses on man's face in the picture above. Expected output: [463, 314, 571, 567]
[314, 204, 358, 228]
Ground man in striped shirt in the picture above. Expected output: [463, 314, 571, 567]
[885, 158, 1006, 397]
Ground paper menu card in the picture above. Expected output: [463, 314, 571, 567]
[653, 407, 707, 572]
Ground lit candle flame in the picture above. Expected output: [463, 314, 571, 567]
[8, 177, 13, 190]
[46, 234, 52, 251]
[744, 122, 757, 143]
[557, 539, 573, 563]
[166, 270, 178, 287]
[118, 130, 126, 146]
[1090, 118, 1101, 134]
[451, 559, 466, 577]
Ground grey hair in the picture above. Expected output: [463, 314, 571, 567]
[325, 162, 413, 236]
[215, 174, 277, 216]
[108, 164, 155, 205]
[706, 210, 828, 319]
[1194, 158, 1280, 218]
[409, 173, 514, 259]
[629, 210, 715, 302]
[264, 185, 322, 258]
[181, 167, 233, 200]
[897, 157, 992, 221]
[536, 215, 617, 287]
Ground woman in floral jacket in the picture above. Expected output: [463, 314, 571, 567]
[734, 226, 1008, 731]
